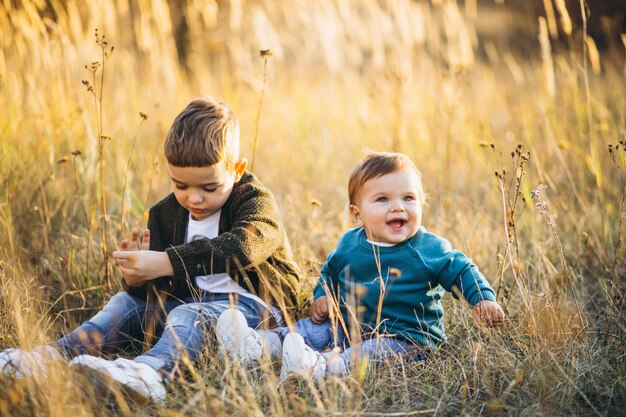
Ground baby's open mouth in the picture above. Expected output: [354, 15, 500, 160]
[387, 220, 406, 229]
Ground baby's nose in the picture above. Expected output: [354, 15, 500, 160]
[390, 202, 405, 211]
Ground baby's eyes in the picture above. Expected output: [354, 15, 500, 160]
[404, 195, 415, 201]
[376, 197, 388, 203]
[203, 187, 217, 193]
[175, 184, 187, 190]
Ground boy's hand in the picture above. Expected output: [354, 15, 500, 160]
[472, 300, 505, 329]
[113, 250, 174, 285]
[119, 228, 150, 251]
[310, 296, 330, 323]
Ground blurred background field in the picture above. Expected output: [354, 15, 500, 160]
[0, 0, 625, 415]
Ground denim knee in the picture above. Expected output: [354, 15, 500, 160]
[296, 318, 345, 352]
[166, 303, 212, 329]
[56, 292, 150, 357]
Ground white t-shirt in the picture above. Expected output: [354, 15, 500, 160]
[186, 210, 267, 309]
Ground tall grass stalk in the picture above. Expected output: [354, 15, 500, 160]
[250, 50, 272, 172]
[0, 1, 624, 415]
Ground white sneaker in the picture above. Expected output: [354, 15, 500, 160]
[69, 355, 166, 405]
[216, 309, 263, 365]
[280, 333, 326, 380]
[0, 345, 63, 378]
[322, 349, 348, 376]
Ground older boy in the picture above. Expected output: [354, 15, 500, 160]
[0, 97, 301, 403]
[218, 151, 504, 378]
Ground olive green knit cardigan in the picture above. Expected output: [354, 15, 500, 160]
[124, 172, 301, 314]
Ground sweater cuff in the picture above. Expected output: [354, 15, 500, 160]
[467, 289, 496, 307]
[165, 246, 191, 280]
[313, 286, 327, 300]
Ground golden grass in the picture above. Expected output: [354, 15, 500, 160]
[0, 0, 625, 415]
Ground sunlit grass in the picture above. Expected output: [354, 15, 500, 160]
[0, 0, 624, 415]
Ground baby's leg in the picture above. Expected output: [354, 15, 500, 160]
[331, 337, 427, 375]
[56, 292, 179, 358]
[273, 317, 346, 352]
[277, 319, 347, 379]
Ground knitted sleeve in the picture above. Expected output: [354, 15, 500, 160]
[164, 180, 284, 281]
[428, 235, 496, 306]
[313, 249, 339, 300]
[123, 196, 176, 298]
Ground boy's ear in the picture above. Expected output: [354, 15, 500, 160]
[349, 204, 364, 227]
[233, 158, 248, 182]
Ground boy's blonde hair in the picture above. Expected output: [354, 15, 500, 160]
[348, 151, 426, 205]
[164, 97, 240, 168]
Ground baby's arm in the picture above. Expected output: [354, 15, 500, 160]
[472, 300, 505, 328]
[310, 250, 339, 324]
[431, 238, 504, 328]
[447, 267, 505, 329]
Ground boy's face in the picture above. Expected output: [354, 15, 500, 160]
[169, 159, 247, 221]
[350, 168, 422, 244]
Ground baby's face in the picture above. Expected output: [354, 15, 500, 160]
[351, 168, 422, 244]
[168, 159, 246, 221]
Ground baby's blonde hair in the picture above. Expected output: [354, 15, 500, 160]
[164, 97, 240, 168]
[348, 151, 426, 205]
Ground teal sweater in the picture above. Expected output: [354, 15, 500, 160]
[313, 227, 496, 348]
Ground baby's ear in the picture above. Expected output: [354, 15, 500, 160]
[233, 158, 248, 182]
[349, 204, 363, 227]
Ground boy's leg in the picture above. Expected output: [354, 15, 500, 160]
[216, 309, 280, 364]
[2, 292, 177, 379]
[56, 292, 180, 358]
[68, 294, 262, 404]
[67, 294, 282, 404]
[0, 345, 64, 378]
[133, 294, 268, 382]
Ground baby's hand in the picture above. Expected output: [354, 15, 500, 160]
[310, 296, 329, 323]
[119, 228, 150, 251]
[472, 300, 505, 329]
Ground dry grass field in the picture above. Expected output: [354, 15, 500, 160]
[0, 0, 625, 416]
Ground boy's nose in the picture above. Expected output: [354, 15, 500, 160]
[188, 191, 204, 203]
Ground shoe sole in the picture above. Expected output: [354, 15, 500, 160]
[281, 333, 326, 379]
[71, 364, 152, 408]
[217, 311, 263, 364]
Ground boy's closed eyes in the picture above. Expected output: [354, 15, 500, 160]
[173, 182, 220, 193]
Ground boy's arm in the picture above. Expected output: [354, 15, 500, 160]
[165, 181, 284, 281]
[117, 229, 151, 287]
[119, 201, 176, 296]
[113, 250, 173, 283]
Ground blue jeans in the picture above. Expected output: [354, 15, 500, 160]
[56, 291, 275, 379]
[275, 318, 429, 369]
